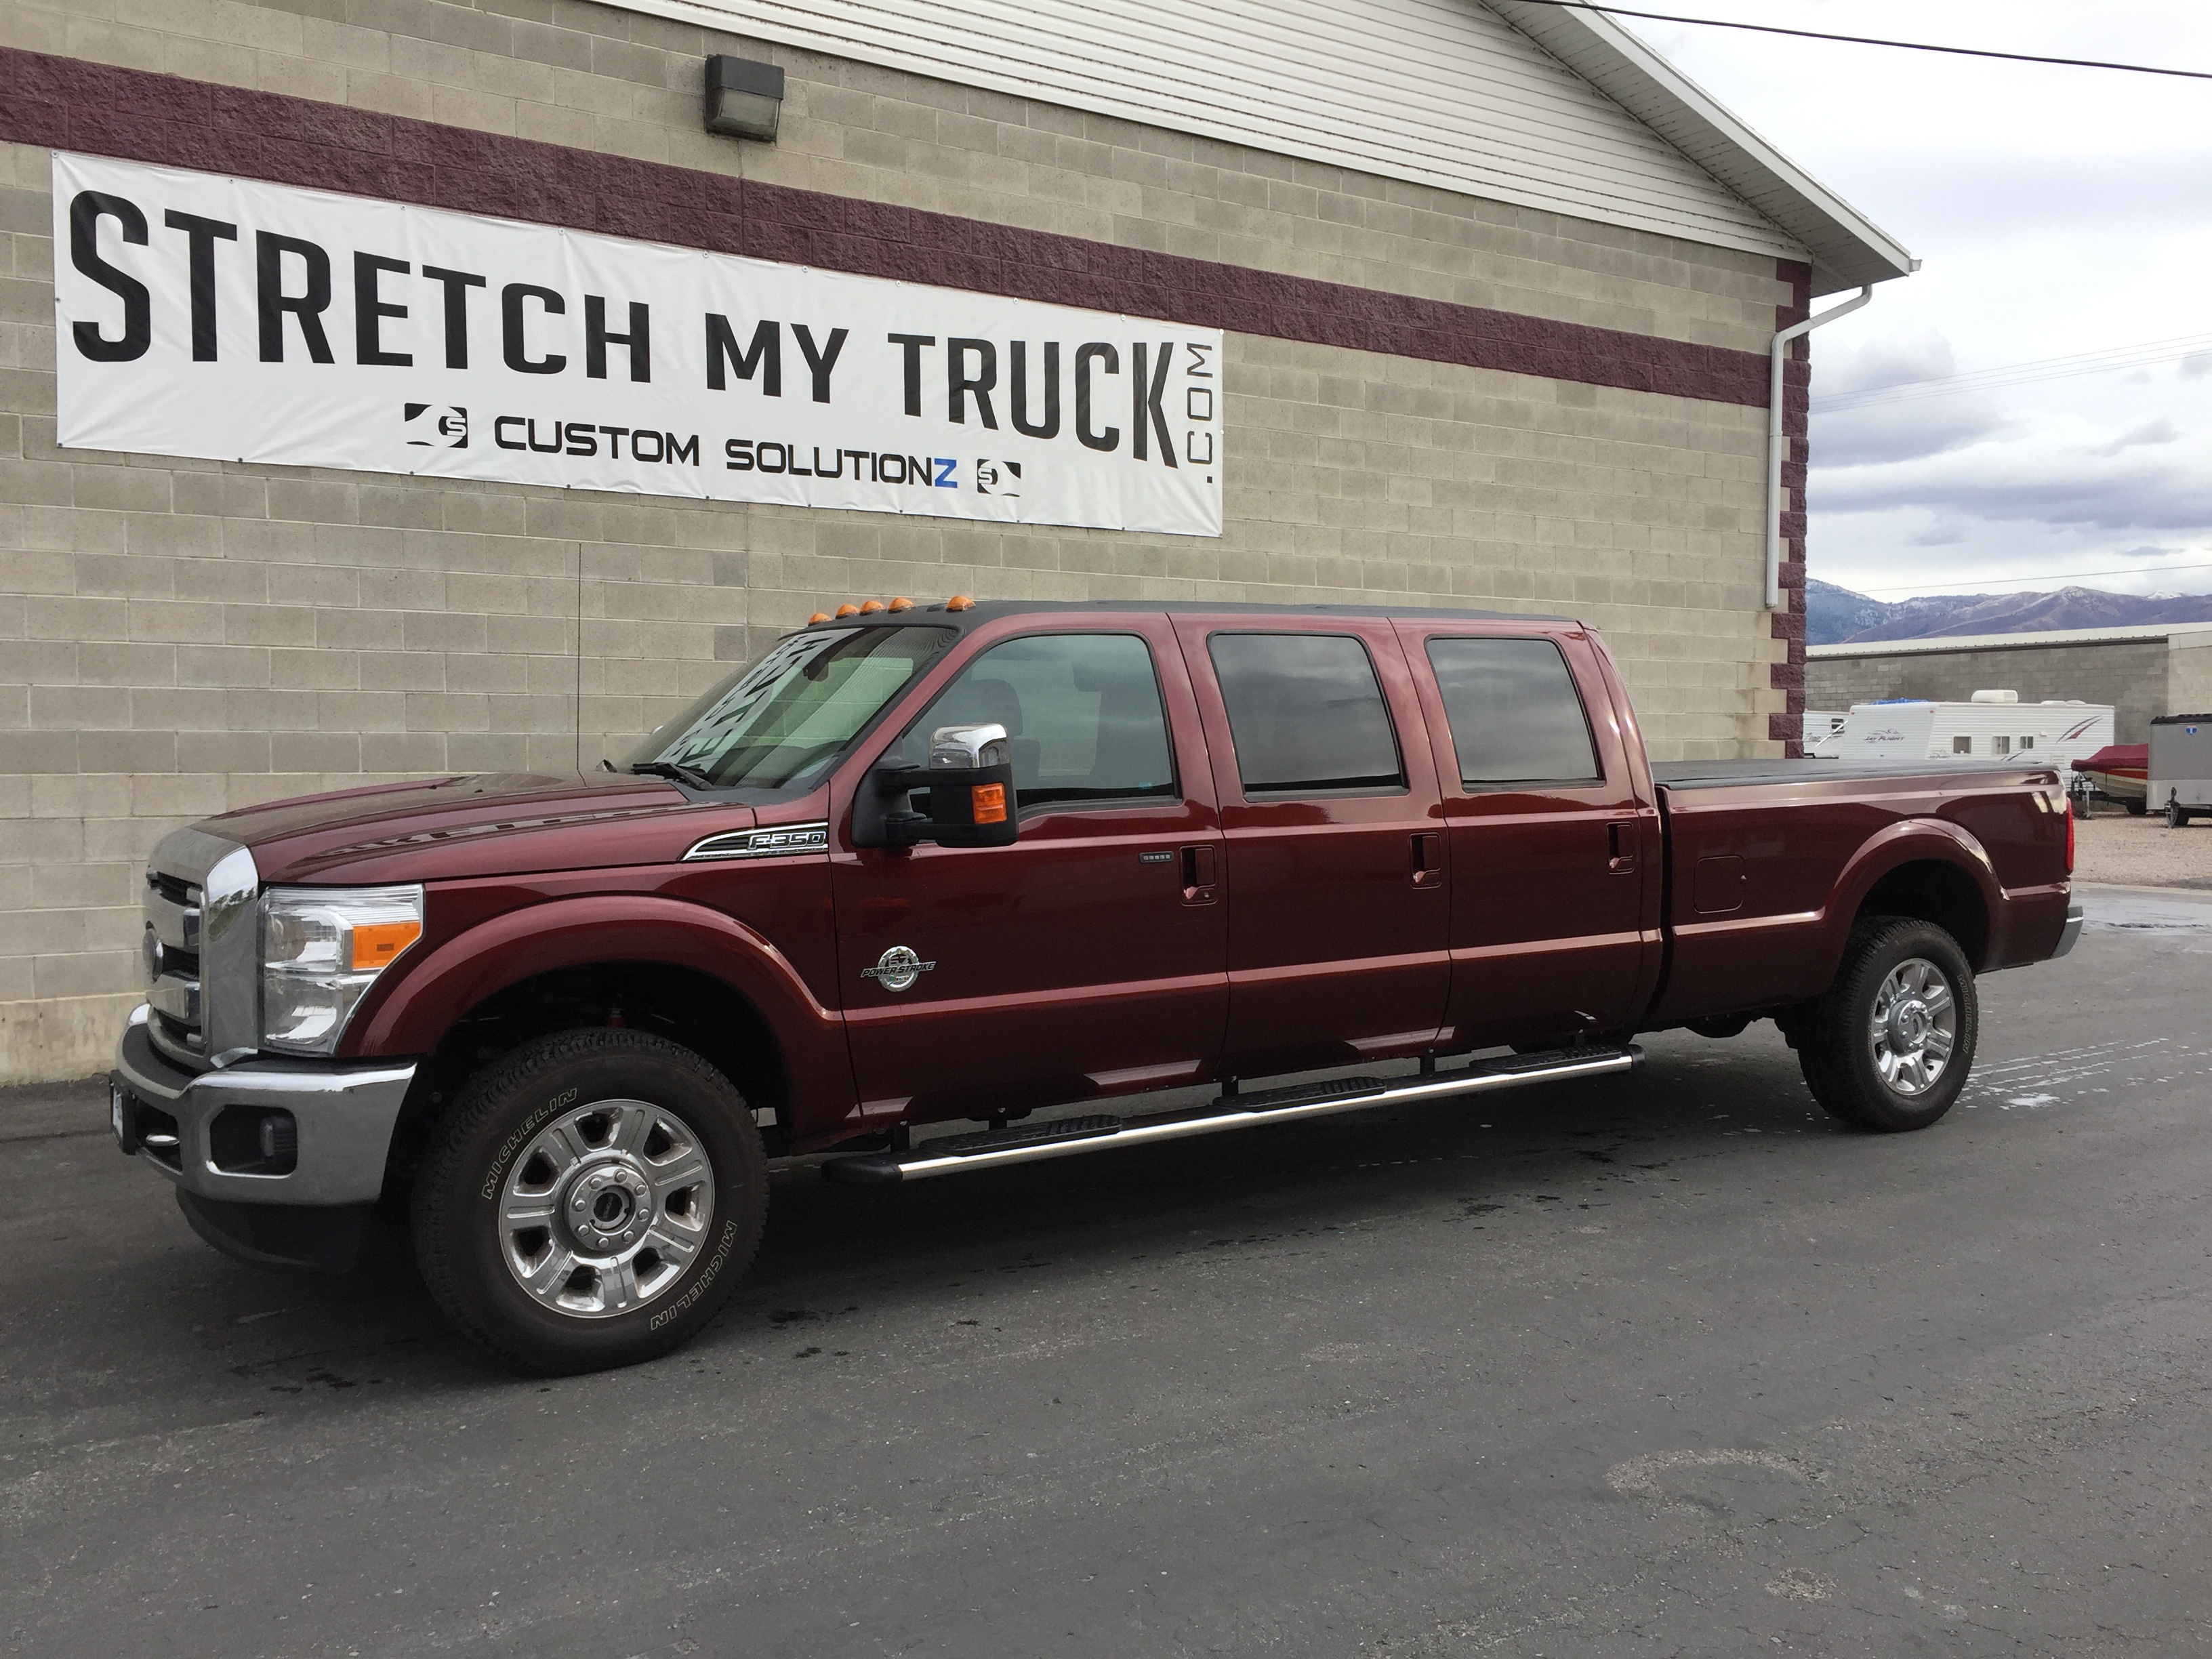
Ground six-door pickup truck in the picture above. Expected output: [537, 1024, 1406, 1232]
[110, 599, 2083, 1372]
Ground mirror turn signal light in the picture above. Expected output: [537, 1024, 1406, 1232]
[946, 594, 975, 611]
[350, 918, 424, 971]
[971, 783, 1008, 825]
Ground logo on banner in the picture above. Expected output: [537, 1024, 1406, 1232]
[404, 404, 469, 448]
[975, 459, 1021, 497]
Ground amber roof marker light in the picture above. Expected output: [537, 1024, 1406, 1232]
[946, 594, 975, 611]
[807, 611, 832, 624]
[834, 603, 861, 618]
[859, 599, 886, 614]
[887, 596, 915, 613]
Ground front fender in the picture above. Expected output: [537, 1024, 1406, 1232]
[344, 894, 854, 1120]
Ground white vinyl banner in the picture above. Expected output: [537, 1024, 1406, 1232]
[51, 152, 1224, 536]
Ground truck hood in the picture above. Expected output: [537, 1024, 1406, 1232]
[197, 771, 756, 886]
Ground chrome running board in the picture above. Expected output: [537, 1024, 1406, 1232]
[820, 1044, 1641, 1185]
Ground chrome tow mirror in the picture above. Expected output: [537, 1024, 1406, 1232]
[852, 722, 1017, 850]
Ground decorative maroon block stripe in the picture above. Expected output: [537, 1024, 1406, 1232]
[1, 45, 1776, 408]
[1772, 253, 1814, 755]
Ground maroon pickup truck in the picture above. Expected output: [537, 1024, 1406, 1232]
[111, 599, 2081, 1372]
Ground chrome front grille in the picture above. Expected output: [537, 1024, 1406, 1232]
[144, 868, 205, 1061]
[143, 828, 261, 1069]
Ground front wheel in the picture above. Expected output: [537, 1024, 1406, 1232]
[1799, 919, 1978, 1132]
[412, 1029, 766, 1373]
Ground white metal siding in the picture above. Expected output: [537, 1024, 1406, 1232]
[636, 0, 1805, 262]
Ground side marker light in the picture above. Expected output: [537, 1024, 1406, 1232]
[350, 919, 424, 972]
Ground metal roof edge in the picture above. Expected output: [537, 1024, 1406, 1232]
[1809, 621, 2212, 657]
[1485, 0, 1917, 295]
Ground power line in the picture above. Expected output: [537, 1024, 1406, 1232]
[1510, 1, 2212, 81]
[1815, 333, 2212, 412]
[1837, 558, 2212, 596]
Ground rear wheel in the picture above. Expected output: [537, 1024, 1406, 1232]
[2125, 798, 2148, 817]
[1799, 919, 1978, 1132]
[412, 1028, 766, 1373]
[2167, 800, 2191, 830]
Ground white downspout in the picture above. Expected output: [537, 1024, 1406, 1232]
[1766, 285, 1872, 609]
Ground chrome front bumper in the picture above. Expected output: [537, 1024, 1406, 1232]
[110, 1006, 415, 1207]
[2051, 900, 2085, 960]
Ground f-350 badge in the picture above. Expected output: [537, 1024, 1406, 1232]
[862, 945, 935, 993]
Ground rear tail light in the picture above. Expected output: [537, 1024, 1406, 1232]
[2065, 797, 2075, 874]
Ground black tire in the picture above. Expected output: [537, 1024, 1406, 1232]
[412, 1028, 766, 1374]
[1798, 918, 1978, 1133]
[2126, 798, 2147, 817]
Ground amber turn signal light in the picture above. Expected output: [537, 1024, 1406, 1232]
[350, 919, 423, 971]
[970, 782, 1008, 825]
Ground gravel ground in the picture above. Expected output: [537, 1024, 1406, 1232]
[2072, 807, 2212, 890]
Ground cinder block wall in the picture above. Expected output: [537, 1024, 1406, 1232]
[0, 0, 1795, 1081]
[1806, 642, 2170, 745]
[2169, 636, 2212, 720]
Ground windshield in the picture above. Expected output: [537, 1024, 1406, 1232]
[625, 626, 955, 790]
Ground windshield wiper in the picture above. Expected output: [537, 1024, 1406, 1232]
[628, 760, 717, 790]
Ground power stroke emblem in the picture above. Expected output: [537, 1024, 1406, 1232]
[862, 945, 935, 993]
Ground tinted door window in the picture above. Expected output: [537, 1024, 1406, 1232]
[898, 633, 1176, 810]
[1425, 637, 1601, 786]
[1208, 633, 1405, 796]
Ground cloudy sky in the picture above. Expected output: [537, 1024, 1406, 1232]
[1615, 1, 2212, 601]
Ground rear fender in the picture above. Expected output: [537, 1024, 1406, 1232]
[344, 895, 855, 1128]
[1811, 819, 2005, 983]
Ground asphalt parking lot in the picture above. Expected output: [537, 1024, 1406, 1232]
[5, 886, 2211, 1658]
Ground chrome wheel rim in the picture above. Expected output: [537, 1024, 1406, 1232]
[1868, 958, 1957, 1097]
[498, 1099, 716, 1319]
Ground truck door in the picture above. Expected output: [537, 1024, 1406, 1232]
[831, 620, 1227, 1126]
[1173, 617, 1452, 1077]
[1396, 623, 1656, 1048]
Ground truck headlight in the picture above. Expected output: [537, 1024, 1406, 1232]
[260, 885, 425, 1054]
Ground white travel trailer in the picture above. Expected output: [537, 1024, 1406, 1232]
[1802, 709, 1847, 750]
[1811, 690, 2114, 766]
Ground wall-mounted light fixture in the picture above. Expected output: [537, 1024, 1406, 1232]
[703, 56, 784, 142]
